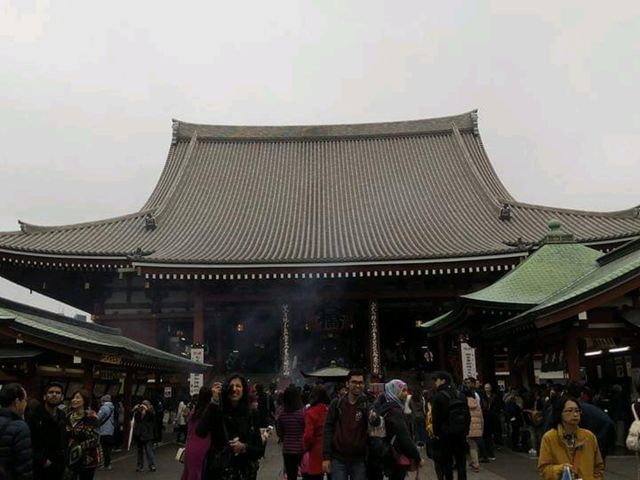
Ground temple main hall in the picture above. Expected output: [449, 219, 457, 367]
[1, 110, 639, 384]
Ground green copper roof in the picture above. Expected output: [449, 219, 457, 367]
[486, 239, 640, 336]
[462, 243, 602, 306]
[420, 311, 454, 329]
[527, 243, 640, 314]
[0, 303, 209, 372]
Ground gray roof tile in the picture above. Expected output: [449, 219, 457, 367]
[0, 111, 638, 265]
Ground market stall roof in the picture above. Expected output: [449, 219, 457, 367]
[485, 237, 640, 337]
[462, 221, 602, 307]
[0, 111, 638, 268]
[0, 298, 210, 372]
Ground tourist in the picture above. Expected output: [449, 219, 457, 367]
[482, 382, 501, 460]
[377, 379, 423, 480]
[303, 385, 330, 480]
[322, 369, 371, 480]
[464, 386, 484, 472]
[27, 382, 66, 480]
[65, 389, 101, 480]
[96, 394, 116, 471]
[132, 400, 157, 472]
[181, 386, 212, 480]
[560, 382, 616, 459]
[175, 397, 189, 445]
[0, 382, 32, 480]
[538, 396, 604, 480]
[276, 385, 305, 480]
[431, 371, 470, 480]
[196, 374, 265, 480]
[153, 396, 165, 444]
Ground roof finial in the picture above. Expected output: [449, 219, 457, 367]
[470, 109, 479, 136]
[544, 218, 574, 243]
[171, 119, 179, 145]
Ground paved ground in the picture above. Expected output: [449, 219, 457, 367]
[96, 435, 640, 480]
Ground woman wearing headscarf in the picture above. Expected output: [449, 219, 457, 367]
[538, 396, 604, 480]
[196, 374, 265, 480]
[376, 379, 423, 480]
[64, 389, 101, 480]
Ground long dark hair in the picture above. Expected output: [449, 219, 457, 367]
[308, 385, 330, 407]
[283, 385, 303, 413]
[221, 373, 250, 414]
[193, 386, 212, 420]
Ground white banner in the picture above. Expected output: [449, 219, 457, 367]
[460, 342, 478, 379]
[190, 347, 204, 396]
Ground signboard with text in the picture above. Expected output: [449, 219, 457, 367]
[460, 342, 477, 379]
[189, 347, 204, 396]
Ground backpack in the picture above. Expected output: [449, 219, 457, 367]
[441, 390, 470, 437]
[626, 404, 640, 452]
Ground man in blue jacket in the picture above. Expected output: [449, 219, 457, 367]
[0, 382, 33, 480]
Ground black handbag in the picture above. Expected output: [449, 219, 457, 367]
[207, 419, 234, 472]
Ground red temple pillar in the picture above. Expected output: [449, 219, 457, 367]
[193, 286, 204, 345]
[83, 361, 94, 394]
[565, 331, 580, 381]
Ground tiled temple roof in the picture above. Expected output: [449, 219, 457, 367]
[0, 297, 208, 372]
[1, 111, 639, 266]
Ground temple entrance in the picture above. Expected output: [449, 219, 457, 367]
[292, 301, 367, 375]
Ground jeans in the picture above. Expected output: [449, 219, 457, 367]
[136, 440, 156, 469]
[331, 458, 366, 480]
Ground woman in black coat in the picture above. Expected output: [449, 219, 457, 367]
[378, 379, 423, 480]
[132, 400, 156, 472]
[196, 374, 265, 480]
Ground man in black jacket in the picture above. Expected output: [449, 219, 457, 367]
[431, 371, 470, 480]
[27, 382, 66, 480]
[0, 382, 33, 480]
[322, 370, 370, 480]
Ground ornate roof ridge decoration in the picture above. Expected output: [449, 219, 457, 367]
[15, 210, 154, 235]
[173, 110, 479, 142]
[542, 219, 575, 244]
[505, 200, 640, 219]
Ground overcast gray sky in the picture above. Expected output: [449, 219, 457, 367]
[1, 0, 639, 315]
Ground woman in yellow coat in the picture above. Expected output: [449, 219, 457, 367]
[538, 396, 604, 480]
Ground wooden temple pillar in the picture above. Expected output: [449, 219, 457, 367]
[368, 299, 381, 381]
[507, 349, 522, 390]
[436, 335, 446, 370]
[281, 303, 291, 378]
[565, 330, 580, 381]
[193, 285, 205, 345]
[214, 312, 223, 375]
[83, 361, 94, 394]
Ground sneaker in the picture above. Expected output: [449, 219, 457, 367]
[136, 467, 143, 472]
[488, 456, 497, 461]
[149, 466, 156, 472]
[529, 449, 538, 457]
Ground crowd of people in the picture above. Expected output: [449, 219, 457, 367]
[0, 371, 634, 480]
